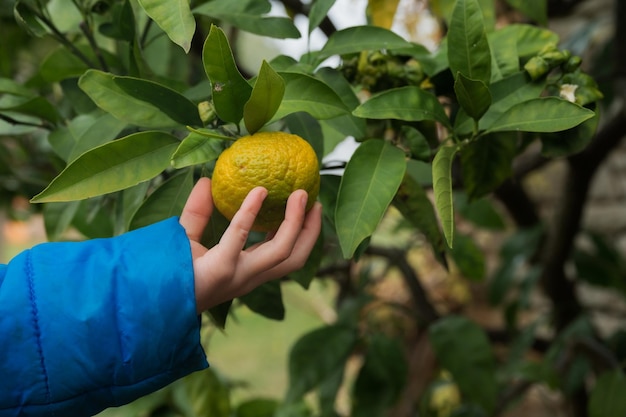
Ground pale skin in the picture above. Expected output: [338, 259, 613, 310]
[179, 177, 323, 313]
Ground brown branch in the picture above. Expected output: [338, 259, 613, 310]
[278, 0, 338, 38]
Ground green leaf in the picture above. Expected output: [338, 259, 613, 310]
[273, 72, 349, 121]
[243, 61, 285, 134]
[541, 109, 600, 157]
[129, 169, 193, 230]
[504, 23, 559, 59]
[335, 140, 407, 258]
[353, 86, 451, 128]
[67, 113, 127, 162]
[460, 132, 517, 200]
[432, 145, 458, 249]
[202, 25, 253, 124]
[429, 316, 497, 413]
[284, 112, 324, 164]
[449, 232, 485, 280]
[236, 399, 279, 417]
[352, 334, 407, 417]
[239, 281, 285, 321]
[392, 173, 447, 264]
[137, 0, 196, 53]
[447, 0, 491, 84]
[99, 0, 136, 42]
[309, 0, 336, 35]
[78, 70, 180, 128]
[31, 131, 179, 203]
[589, 370, 626, 417]
[0, 95, 59, 124]
[172, 368, 231, 417]
[13, 1, 48, 37]
[286, 324, 358, 402]
[486, 97, 595, 133]
[317, 26, 414, 60]
[505, 0, 547, 26]
[194, 0, 300, 39]
[113, 76, 203, 127]
[43, 201, 81, 241]
[0, 77, 35, 97]
[454, 73, 492, 121]
[171, 131, 224, 169]
[289, 233, 323, 289]
[454, 72, 544, 134]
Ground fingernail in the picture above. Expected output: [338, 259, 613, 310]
[300, 191, 308, 209]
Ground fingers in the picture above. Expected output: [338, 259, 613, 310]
[180, 177, 213, 243]
[218, 186, 268, 256]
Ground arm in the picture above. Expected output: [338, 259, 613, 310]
[0, 178, 322, 417]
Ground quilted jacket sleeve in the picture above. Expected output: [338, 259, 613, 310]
[0, 217, 209, 417]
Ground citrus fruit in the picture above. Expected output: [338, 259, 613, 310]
[211, 131, 320, 232]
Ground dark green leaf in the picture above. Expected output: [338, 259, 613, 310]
[309, 0, 337, 35]
[541, 109, 599, 157]
[207, 300, 232, 330]
[113, 76, 203, 127]
[429, 316, 497, 412]
[392, 173, 446, 264]
[460, 132, 517, 200]
[13, 1, 47, 37]
[455, 194, 506, 230]
[129, 169, 193, 230]
[286, 324, 358, 402]
[194, 0, 300, 39]
[432, 144, 458, 248]
[505, 0, 547, 26]
[449, 232, 485, 281]
[353, 86, 451, 128]
[172, 368, 231, 417]
[236, 398, 279, 417]
[589, 370, 626, 417]
[243, 60, 285, 134]
[273, 72, 349, 121]
[137, 0, 195, 52]
[447, 0, 491, 84]
[454, 71, 544, 135]
[352, 334, 407, 417]
[454, 73, 491, 121]
[317, 26, 414, 60]
[0, 95, 59, 124]
[239, 281, 285, 321]
[401, 126, 431, 162]
[486, 97, 595, 133]
[98, 0, 135, 41]
[31, 131, 179, 203]
[43, 201, 81, 241]
[335, 140, 407, 258]
[289, 233, 323, 289]
[284, 112, 324, 165]
[171, 131, 225, 169]
[202, 25, 253, 124]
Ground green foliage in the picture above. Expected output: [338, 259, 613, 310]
[2, 0, 620, 415]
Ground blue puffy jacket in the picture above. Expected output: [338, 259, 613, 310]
[0, 217, 209, 416]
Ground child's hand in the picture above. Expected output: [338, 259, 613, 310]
[179, 177, 322, 313]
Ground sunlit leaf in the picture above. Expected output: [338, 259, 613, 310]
[432, 144, 458, 248]
[202, 25, 253, 124]
[171, 131, 224, 169]
[31, 131, 179, 203]
[243, 60, 285, 134]
[486, 97, 595, 133]
[353, 86, 451, 128]
[273, 72, 349, 121]
[113, 76, 203, 126]
[137, 0, 196, 53]
[336, 140, 407, 258]
[447, 0, 491, 84]
[366, 0, 401, 28]
[78, 70, 180, 128]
